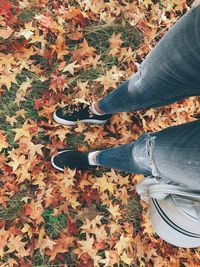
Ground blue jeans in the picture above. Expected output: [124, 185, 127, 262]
[96, 5, 200, 190]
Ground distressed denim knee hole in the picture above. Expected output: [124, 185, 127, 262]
[146, 134, 161, 177]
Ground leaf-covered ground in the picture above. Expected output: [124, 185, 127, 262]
[0, 0, 200, 266]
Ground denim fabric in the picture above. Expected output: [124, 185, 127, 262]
[148, 120, 200, 190]
[97, 120, 200, 190]
[96, 6, 200, 190]
[99, 6, 200, 114]
[96, 141, 150, 175]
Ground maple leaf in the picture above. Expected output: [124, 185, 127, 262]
[12, 124, 31, 141]
[50, 33, 69, 60]
[15, 109, 27, 118]
[16, 22, 35, 40]
[1, 258, 18, 267]
[15, 77, 33, 105]
[0, 67, 18, 89]
[64, 7, 86, 27]
[89, 225, 107, 243]
[6, 115, 18, 126]
[80, 189, 100, 207]
[74, 121, 87, 133]
[7, 234, 30, 257]
[120, 251, 133, 265]
[49, 72, 68, 92]
[24, 200, 44, 224]
[0, 1, 197, 265]
[109, 33, 123, 56]
[7, 153, 27, 171]
[117, 187, 129, 205]
[18, 137, 43, 158]
[70, 31, 83, 40]
[21, 223, 33, 240]
[78, 233, 102, 265]
[29, 30, 47, 51]
[67, 218, 79, 235]
[0, 0, 12, 17]
[95, 66, 124, 92]
[71, 39, 96, 62]
[46, 235, 76, 261]
[108, 221, 121, 235]
[38, 236, 57, 254]
[53, 127, 70, 142]
[59, 187, 80, 209]
[35, 14, 55, 30]
[62, 61, 81, 75]
[99, 250, 120, 266]
[108, 202, 121, 218]
[84, 130, 99, 144]
[92, 174, 116, 195]
[79, 214, 103, 231]
[60, 168, 76, 188]
[142, 213, 155, 236]
[0, 26, 13, 39]
[114, 233, 133, 254]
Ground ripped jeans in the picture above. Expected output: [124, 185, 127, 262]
[95, 5, 200, 190]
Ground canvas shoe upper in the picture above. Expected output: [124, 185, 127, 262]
[53, 103, 112, 125]
[51, 150, 97, 171]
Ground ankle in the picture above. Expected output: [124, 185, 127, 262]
[90, 102, 105, 116]
[88, 151, 100, 165]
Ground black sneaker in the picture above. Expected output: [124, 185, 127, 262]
[53, 103, 112, 125]
[51, 150, 97, 171]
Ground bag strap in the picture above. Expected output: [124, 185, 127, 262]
[149, 184, 200, 201]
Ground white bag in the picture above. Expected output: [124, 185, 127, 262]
[136, 176, 200, 248]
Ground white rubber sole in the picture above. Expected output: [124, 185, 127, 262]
[53, 111, 107, 125]
[51, 149, 72, 171]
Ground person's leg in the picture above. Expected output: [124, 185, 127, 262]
[95, 5, 200, 114]
[51, 139, 151, 173]
[52, 118, 200, 190]
[54, 6, 200, 125]
[96, 119, 200, 190]
[96, 120, 200, 190]
[52, 117, 200, 188]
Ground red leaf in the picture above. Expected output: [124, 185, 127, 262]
[0, 0, 12, 17]
[67, 218, 79, 235]
[80, 189, 100, 207]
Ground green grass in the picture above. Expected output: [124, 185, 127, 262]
[66, 20, 143, 87]
[18, 7, 40, 23]
[0, 69, 49, 146]
[42, 208, 68, 239]
[0, 193, 23, 220]
[125, 194, 142, 234]
[84, 21, 142, 54]
[33, 249, 77, 266]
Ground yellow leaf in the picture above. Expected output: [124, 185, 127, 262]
[6, 115, 18, 126]
[92, 174, 116, 194]
[16, 22, 35, 40]
[21, 223, 33, 239]
[62, 61, 81, 75]
[114, 233, 133, 254]
[12, 126, 31, 141]
[121, 251, 133, 265]
[108, 202, 121, 218]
